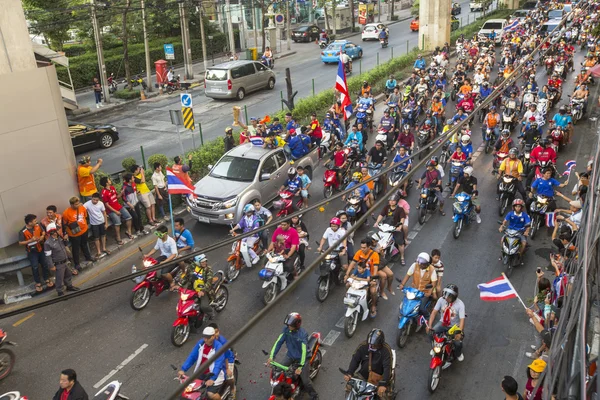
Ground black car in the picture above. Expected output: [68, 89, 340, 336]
[292, 25, 321, 42]
[521, 1, 538, 9]
[68, 121, 119, 153]
[451, 2, 461, 15]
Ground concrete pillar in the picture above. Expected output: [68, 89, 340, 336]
[0, 0, 37, 75]
[418, 0, 451, 51]
[499, 0, 519, 9]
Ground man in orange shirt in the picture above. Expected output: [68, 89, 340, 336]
[77, 156, 103, 201]
[344, 239, 380, 317]
[63, 196, 96, 272]
[18, 213, 52, 292]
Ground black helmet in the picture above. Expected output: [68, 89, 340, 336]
[541, 138, 551, 147]
[367, 328, 385, 349]
[284, 312, 302, 329]
[442, 284, 459, 303]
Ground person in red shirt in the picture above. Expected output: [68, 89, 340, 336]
[52, 369, 89, 400]
[331, 142, 348, 185]
[527, 138, 557, 186]
[100, 176, 133, 244]
[306, 112, 323, 147]
[457, 92, 475, 113]
[268, 219, 300, 278]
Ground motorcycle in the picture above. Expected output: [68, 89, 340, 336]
[0, 330, 16, 381]
[93, 381, 129, 400]
[171, 271, 229, 346]
[545, 56, 555, 75]
[502, 105, 516, 132]
[365, 108, 374, 133]
[261, 56, 274, 69]
[0, 393, 27, 400]
[372, 223, 399, 262]
[226, 231, 263, 281]
[500, 227, 524, 277]
[273, 190, 303, 217]
[376, 127, 394, 151]
[492, 151, 508, 174]
[452, 192, 477, 239]
[318, 128, 333, 159]
[416, 129, 431, 160]
[396, 285, 432, 348]
[548, 126, 564, 152]
[163, 75, 181, 94]
[315, 244, 345, 302]
[417, 187, 440, 225]
[263, 334, 323, 398]
[323, 162, 343, 199]
[259, 252, 301, 305]
[345, 193, 365, 225]
[127, 74, 148, 90]
[107, 73, 118, 94]
[343, 277, 376, 338]
[532, 160, 555, 183]
[497, 175, 517, 216]
[388, 165, 413, 194]
[547, 88, 559, 109]
[367, 162, 384, 198]
[339, 359, 397, 399]
[449, 160, 465, 188]
[569, 96, 585, 124]
[176, 369, 237, 400]
[401, 105, 417, 127]
[483, 126, 496, 154]
[428, 325, 462, 393]
[130, 251, 167, 311]
[529, 195, 551, 239]
[380, 37, 388, 48]
[521, 90, 536, 112]
[450, 78, 460, 101]
[318, 37, 329, 49]
[554, 62, 566, 79]
[438, 141, 451, 170]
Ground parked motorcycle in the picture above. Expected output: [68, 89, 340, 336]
[130, 251, 167, 311]
[259, 252, 300, 305]
[497, 175, 517, 216]
[343, 277, 376, 338]
[273, 190, 303, 217]
[163, 75, 181, 94]
[226, 231, 262, 281]
[396, 286, 431, 348]
[417, 187, 440, 225]
[500, 227, 523, 277]
[529, 195, 551, 239]
[127, 74, 147, 90]
[93, 381, 129, 400]
[428, 325, 462, 393]
[0, 330, 16, 381]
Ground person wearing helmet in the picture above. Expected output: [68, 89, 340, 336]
[480, 81, 493, 100]
[175, 254, 217, 318]
[345, 125, 364, 152]
[224, 127, 235, 152]
[391, 145, 412, 196]
[417, 161, 445, 215]
[268, 313, 319, 400]
[316, 217, 347, 268]
[494, 129, 516, 155]
[230, 204, 262, 265]
[459, 134, 473, 160]
[451, 166, 481, 223]
[551, 105, 573, 145]
[414, 54, 426, 71]
[343, 171, 372, 209]
[528, 139, 557, 186]
[426, 284, 466, 367]
[280, 167, 303, 199]
[344, 328, 393, 398]
[499, 199, 531, 256]
[395, 125, 415, 153]
[398, 252, 438, 318]
[483, 105, 500, 143]
[498, 148, 527, 200]
[269, 219, 300, 277]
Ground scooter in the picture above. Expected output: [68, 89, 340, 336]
[396, 285, 432, 348]
[448, 160, 465, 188]
[569, 96, 585, 124]
[176, 369, 237, 400]
[548, 127, 564, 152]
[388, 165, 412, 195]
[376, 128, 393, 151]
[428, 325, 462, 393]
[93, 381, 129, 400]
[259, 252, 300, 305]
[502, 107, 516, 131]
[497, 175, 517, 216]
[529, 195, 551, 239]
[107, 73, 118, 94]
[0, 330, 16, 381]
[343, 278, 376, 338]
[261, 55, 274, 69]
[273, 190, 303, 217]
[164, 75, 181, 94]
[339, 353, 397, 399]
[315, 245, 345, 302]
[380, 37, 388, 48]
[0, 393, 27, 400]
[318, 128, 333, 159]
[492, 151, 508, 174]
[500, 227, 524, 277]
[451, 192, 476, 239]
[417, 187, 440, 225]
[367, 162, 384, 198]
[323, 162, 342, 199]
[318, 37, 329, 49]
[372, 223, 399, 262]
[345, 193, 365, 225]
[483, 126, 496, 154]
[130, 250, 166, 311]
[226, 231, 262, 281]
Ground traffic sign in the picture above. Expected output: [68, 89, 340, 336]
[275, 14, 284, 26]
[180, 93, 193, 108]
[164, 44, 175, 60]
[182, 107, 195, 130]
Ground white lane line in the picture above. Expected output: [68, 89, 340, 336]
[321, 349, 327, 357]
[93, 343, 149, 389]
[512, 342, 527, 378]
[322, 330, 341, 346]
[407, 231, 419, 240]
[335, 316, 345, 329]
[413, 223, 423, 232]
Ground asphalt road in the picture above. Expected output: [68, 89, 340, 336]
[77, 0, 497, 174]
[1, 29, 595, 399]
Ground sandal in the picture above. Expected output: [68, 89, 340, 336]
[370, 311, 377, 318]
[70, 267, 79, 275]
[35, 283, 43, 292]
[401, 258, 406, 266]
[116, 240, 124, 245]
[125, 233, 134, 240]
[103, 250, 111, 256]
[46, 280, 55, 288]
[440, 210, 446, 216]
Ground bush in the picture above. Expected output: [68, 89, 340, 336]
[121, 157, 137, 173]
[148, 154, 169, 170]
[114, 89, 141, 100]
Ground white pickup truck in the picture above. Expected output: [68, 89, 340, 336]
[478, 19, 508, 45]
[470, 0, 491, 12]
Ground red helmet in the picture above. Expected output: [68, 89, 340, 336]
[512, 199, 524, 207]
[330, 217, 341, 226]
[284, 312, 302, 329]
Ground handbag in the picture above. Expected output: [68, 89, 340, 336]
[367, 352, 383, 386]
[68, 208, 81, 235]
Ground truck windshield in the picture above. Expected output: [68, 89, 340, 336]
[209, 156, 259, 182]
[482, 22, 503, 30]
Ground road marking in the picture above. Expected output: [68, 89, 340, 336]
[93, 343, 149, 389]
[12, 312, 34, 327]
[413, 223, 423, 232]
[322, 330, 341, 346]
[512, 342, 527, 378]
[335, 316, 345, 329]
[320, 349, 327, 357]
[407, 231, 419, 240]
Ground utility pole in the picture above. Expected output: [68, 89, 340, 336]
[286, 0, 291, 51]
[197, 1, 209, 72]
[251, 0, 258, 48]
[179, 1, 193, 79]
[225, 0, 236, 54]
[378, 0, 381, 22]
[140, 0, 152, 92]
[91, 0, 110, 103]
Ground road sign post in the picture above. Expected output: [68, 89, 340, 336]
[164, 44, 175, 61]
[169, 109, 185, 154]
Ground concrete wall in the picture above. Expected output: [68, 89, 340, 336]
[0, 0, 37, 74]
[418, 0, 451, 50]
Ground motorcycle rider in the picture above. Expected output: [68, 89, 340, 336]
[395, 125, 415, 153]
[528, 139, 557, 186]
[207, 322, 237, 396]
[263, 47, 273, 68]
[426, 284, 466, 368]
[267, 313, 319, 400]
[451, 166, 482, 224]
[414, 54, 426, 72]
[345, 238, 381, 317]
[341, 50, 352, 73]
[494, 129, 516, 155]
[479, 81, 493, 101]
[229, 204, 261, 265]
[344, 329, 394, 399]
[144, 225, 178, 286]
[252, 200, 272, 253]
[373, 194, 406, 266]
[498, 199, 531, 257]
[392, 145, 412, 196]
[343, 172, 373, 210]
[530, 168, 569, 212]
[366, 141, 388, 191]
[572, 84, 589, 115]
[345, 125, 364, 153]
[378, 109, 396, 146]
[483, 105, 501, 143]
[268, 219, 300, 278]
[316, 217, 347, 269]
[398, 252, 438, 319]
[331, 142, 349, 186]
[385, 75, 397, 95]
[417, 160, 445, 216]
[551, 106, 574, 145]
[498, 148, 527, 200]
[378, 27, 388, 45]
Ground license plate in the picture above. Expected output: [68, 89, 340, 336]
[198, 216, 210, 223]
[212, 87, 222, 92]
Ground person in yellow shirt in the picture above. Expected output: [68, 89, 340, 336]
[77, 156, 103, 201]
[130, 164, 159, 225]
[497, 148, 526, 200]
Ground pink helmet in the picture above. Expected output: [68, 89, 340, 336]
[330, 217, 341, 226]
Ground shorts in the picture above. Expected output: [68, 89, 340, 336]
[470, 196, 480, 207]
[157, 255, 179, 275]
[90, 224, 106, 239]
[301, 189, 309, 198]
[107, 208, 132, 226]
[206, 383, 222, 394]
[138, 192, 156, 208]
[227, 363, 235, 379]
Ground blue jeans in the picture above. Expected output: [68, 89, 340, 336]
[94, 91, 102, 104]
[482, 126, 499, 142]
[28, 250, 49, 284]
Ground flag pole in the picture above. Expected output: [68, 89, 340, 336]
[501, 272, 528, 310]
[168, 192, 175, 234]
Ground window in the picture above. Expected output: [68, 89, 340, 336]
[481, 22, 504, 30]
[206, 69, 228, 81]
[273, 151, 287, 167]
[261, 155, 278, 176]
[241, 63, 256, 76]
[231, 67, 242, 79]
[209, 156, 260, 182]
[255, 62, 267, 72]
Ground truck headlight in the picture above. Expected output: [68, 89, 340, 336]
[225, 213, 234, 220]
[222, 197, 238, 209]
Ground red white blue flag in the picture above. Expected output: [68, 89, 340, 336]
[563, 160, 576, 176]
[477, 276, 518, 301]
[166, 167, 195, 196]
[335, 60, 353, 120]
[546, 212, 557, 228]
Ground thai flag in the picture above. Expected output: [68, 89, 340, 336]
[546, 211, 556, 228]
[335, 60, 353, 120]
[166, 167, 195, 196]
[477, 276, 518, 301]
[249, 136, 265, 146]
[563, 160, 576, 176]
[503, 19, 520, 32]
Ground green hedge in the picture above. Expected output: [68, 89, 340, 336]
[113, 89, 141, 100]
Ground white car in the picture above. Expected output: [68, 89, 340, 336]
[361, 23, 386, 41]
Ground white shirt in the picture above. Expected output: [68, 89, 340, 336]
[151, 171, 166, 189]
[407, 263, 438, 281]
[154, 237, 178, 258]
[569, 210, 582, 227]
[322, 227, 347, 249]
[436, 165, 445, 178]
[340, 53, 351, 64]
[83, 200, 106, 225]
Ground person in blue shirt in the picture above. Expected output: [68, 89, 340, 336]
[357, 92, 374, 110]
[414, 54, 426, 71]
[345, 125, 364, 152]
[346, 261, 371, 287]
[530, 168, 568, 211]
[499, 198, 531, 256]
[524, 75, 538, 93]
[280, 167, 303, 197]
[298, 128, 312, 155]
[459, 135, 473, 160]
[297, 166, 312, 209]
[285, 129, 306, 160]
[452, 108, 468, 123]
[284, 112, 297, 135]
[385, 75, 397, 94]
[552, 105, 574, 144]
[207, 323, 237, 395]
[479, 82, 493, 100]
[343, 172, 371, 210]
[392, 145, 412, 196]
[488, 29, 497, 41]
[267, 313, 318, 400]
[378, 27, 388, 43]
[174, 217, 195, 255]
[270, 117, 283, 135]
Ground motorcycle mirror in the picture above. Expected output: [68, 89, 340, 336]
[395, 277, 402, 283]
[138, 246, 143, 253]
[425, 284, 433, 289]
[497, 220, 503, 225]
[170, 364, 178, 370]
[261, 349, 269, 355]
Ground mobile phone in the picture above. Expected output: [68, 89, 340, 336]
[537, 267, 542, 273]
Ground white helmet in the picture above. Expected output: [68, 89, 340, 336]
[461, 135, 470, 144]
[416, 252, 431, 264]
[463, 166, 473, 176]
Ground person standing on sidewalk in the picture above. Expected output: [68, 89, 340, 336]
[131, 164, 158, 225]
[122, 173, 146, 236]
[41, 205, 67, 241]
[100, 176, 134, 244]
[44, 223, 80, 296]
[93, 77, 103, 109]
[83, 193, 110, 258]
[63, 197, 96, 273]
[18, 214, 52, 293]
[77, 156, 102, 202]
[152, 162, 168, 221]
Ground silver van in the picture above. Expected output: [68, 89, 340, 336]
[204, 60, 276, 100]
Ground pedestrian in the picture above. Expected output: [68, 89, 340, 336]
[151, 162, 168, 221]
[525, 359, 546, 400]
[77, 156, 102, 202]
[224, 127, 235, 152]
[18, 214, 52, 293]
[121, 173, 146, 236]
[63, 196, 96, 273]
[83, 193, 110, 258]
[92, 77, 103, 109]
[41, 205, 67, 241]
[501, 376, 524, 400]
[172, 154, 194, 187]
[44, 223, 79, 296]
[100, 176, 133, 244]
[131, 164, 158, 225]
[53, 368, 89, 400]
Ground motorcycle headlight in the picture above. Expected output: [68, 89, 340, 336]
[180, 293, 191, 301]
[538, 197, 547, 204]
[344, 296, 359, 307]
[502, 244, 510, 253]
[421, 193, 427, 198]
[325, 254, 334, 260]
[406, 291, 416, 300]
[453, 202, 462, 212]
[525, 154, 530, 159]
[433, 343, 443, 353]
[456, 195, 466, 202]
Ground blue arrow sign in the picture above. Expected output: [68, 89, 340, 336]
[180, 93, 192, 108]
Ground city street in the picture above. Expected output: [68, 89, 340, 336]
[0, 33, 595, 399]
[76, 0, 497, 174]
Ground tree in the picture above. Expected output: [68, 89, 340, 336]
[121, 0, 133, 89]
[411, 0, 419, 17]
[23, 0, 87, 51]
